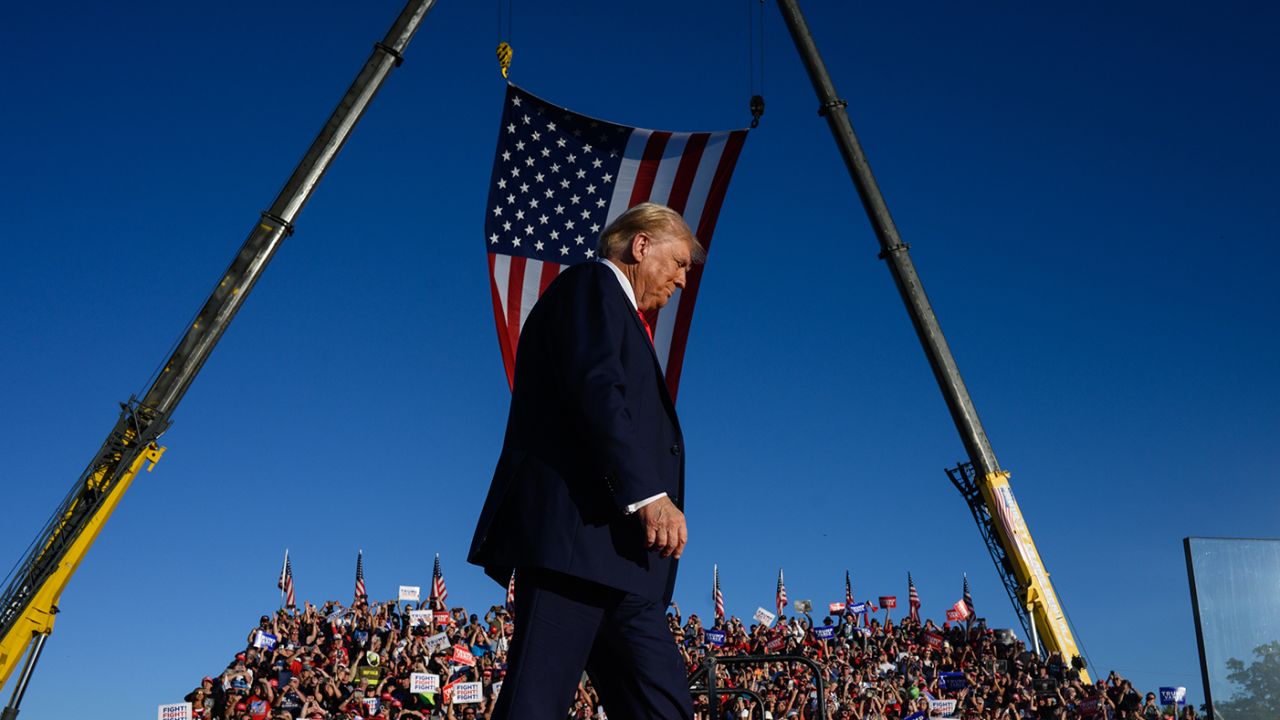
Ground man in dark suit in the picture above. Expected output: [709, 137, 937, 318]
[469, 202, 700, 719]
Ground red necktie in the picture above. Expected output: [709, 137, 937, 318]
[637, 310, 654, 344]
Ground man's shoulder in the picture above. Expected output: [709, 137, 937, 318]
[558, 259, 611, 284]
[541, 260, 618, 302]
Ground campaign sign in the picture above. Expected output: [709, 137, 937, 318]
[848, 602, 870, 615]
[754, 607, 777, 627]
[425, 631, 451, 653]
[158, 702, 192, 720]
[452, 644, 476, 667]
[409, 610, 433, 627]
[879, 596, 897, 609]
[1077, 698, 1100, 717]
[452, 681, 484, 704]
[491, 680, 503, 698]
[928, 698, 957, 717]
[1159, 687, 1187, 706]
[433, 611, 451, 626]
[253, 631, 278, 651]
[924, 632, 944, 650]
[363, 698, 380, 716]
[704, 629, 726, 646]
[813, 625, 837, 640]
[945, 609, 961, 622]
[399, 585, 421, 602]
[828, 602, 846, 614]
[939, 672, 968, 691]
[410, 673, 440, 693]
[765, 636, 786, 653]
[903, 713, 926, 720]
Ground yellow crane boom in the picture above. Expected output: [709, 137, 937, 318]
[776, 0, 1090, 679]
[0, 1, 438, 714]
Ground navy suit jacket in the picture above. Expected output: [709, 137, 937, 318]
[468, 261, 684, 603]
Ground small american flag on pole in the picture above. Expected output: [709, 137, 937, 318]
[713, 565, 725, 622]
[776, 568, 788, 616]
[962, 573, 975, 618]
[484, 83, 748, 401]
[845, 571, 854, 613]
[431, 554, 448, 611]
[908, 572, 921, 623]
[505, 570, 516, 618]
[353, 550, 366, 602]
[277, 549, 295, 609]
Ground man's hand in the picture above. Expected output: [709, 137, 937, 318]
[635, 495, 687, 558]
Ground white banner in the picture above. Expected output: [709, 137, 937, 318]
[399, 585, 421, 602]
[929, 698, 958, 717]
[451, 681, 484, 704]
[158, 703, 192, 720]
[409, 610, 433, 627]
[426, 631, 451, 653]
[410, 673, 440, 693]
[754, 607, 777, 627]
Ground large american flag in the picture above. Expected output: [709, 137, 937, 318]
[353, 550, 366, 602]
[431, 554, 448, 611]
[776, 568, 788, 616]
[485, 83, 748, 401]
[277, 549, 295, 609]
[908, 572, 921, 623]
[713, 564, 725, 622]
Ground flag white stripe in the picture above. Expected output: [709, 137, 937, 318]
[680, 133, 728, 234]
[644, 132, 691, 208]
[492, 254, 512, 327]
[518, 258, 544, 332]
[605, 129, 652, 226]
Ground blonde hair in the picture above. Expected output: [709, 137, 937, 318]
[596, 202, 704, 263]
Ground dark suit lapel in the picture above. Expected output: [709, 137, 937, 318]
[600, 265, 681, 428]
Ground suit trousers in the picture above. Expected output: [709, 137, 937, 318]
[489, 567, 693, 720]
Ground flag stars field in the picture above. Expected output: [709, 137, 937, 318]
[484, 83, 747, 394]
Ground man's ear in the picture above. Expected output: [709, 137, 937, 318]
[628, 232, 649, 262]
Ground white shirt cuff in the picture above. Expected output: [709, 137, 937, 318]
[624, 492, 667, 514]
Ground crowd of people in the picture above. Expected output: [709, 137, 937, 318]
[186, 593, 1190, 720]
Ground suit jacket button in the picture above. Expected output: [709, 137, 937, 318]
[670, 444, 681, 456]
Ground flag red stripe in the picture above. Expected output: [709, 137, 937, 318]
[505, 255, 528, 368]
[662, 130, 747, 401]
[663, 133, 708, 214]
[628, 132, 672, 206]
[645, 134, 706, 344]
[539, 261, 561, 295]
[488, 253, 516, 389]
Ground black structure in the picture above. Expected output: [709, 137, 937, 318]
[689, 654, 829, 720]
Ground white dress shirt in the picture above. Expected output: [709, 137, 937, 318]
[598, 258, 668, 515]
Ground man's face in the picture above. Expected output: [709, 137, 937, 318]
[632, 229, 692, 311]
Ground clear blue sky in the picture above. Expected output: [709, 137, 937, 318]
[2, 1, 1277, 717]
